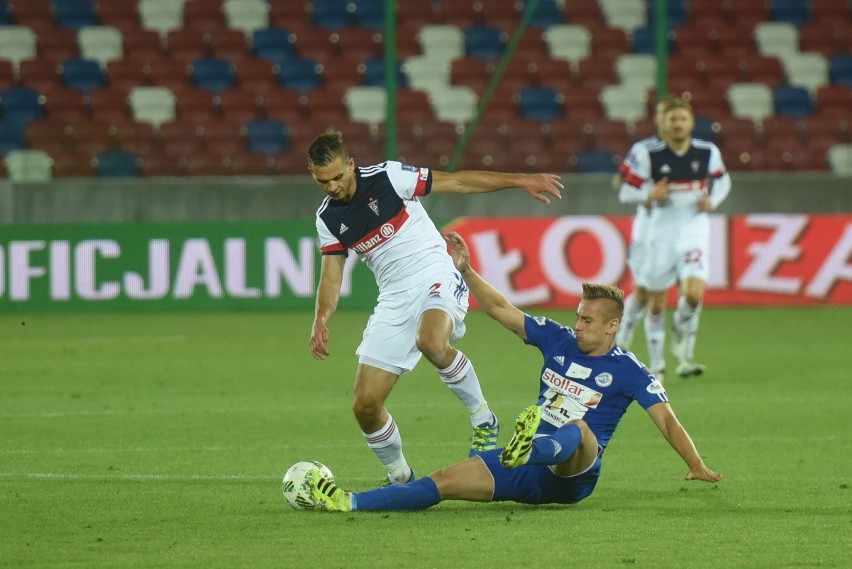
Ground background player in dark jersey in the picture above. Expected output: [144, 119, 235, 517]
[618, 98, 732, 380]
[303, 232, 722, 512]
[307, 131, 563, 485]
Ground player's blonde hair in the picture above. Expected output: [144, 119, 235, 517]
[582, 282, 624, 320]
[307, 130, 350, 167]
[663, 96, 694, 117]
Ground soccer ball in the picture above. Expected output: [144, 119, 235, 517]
[282, 460, 334, 511]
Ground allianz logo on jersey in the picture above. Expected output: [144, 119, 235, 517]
[352, 223, 396, 253]
[542, 368, 602, 408]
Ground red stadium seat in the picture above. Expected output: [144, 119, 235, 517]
[87, 87, 132, 122]
[121, 29, 165, 63]
[18, 59, 61, 92]
[330, 28, 384, 61]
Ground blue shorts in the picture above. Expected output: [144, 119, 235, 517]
[479, 448, 602, 505]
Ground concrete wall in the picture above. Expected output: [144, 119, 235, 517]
[0, 172, 850, 225]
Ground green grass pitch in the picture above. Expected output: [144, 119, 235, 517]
[1, 306, 850, 568]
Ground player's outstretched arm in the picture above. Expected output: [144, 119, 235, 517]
[646, 402, 723, 483]
[310, 254, 346, 360]
[445, 232, 526, 339]
[431, 170, 563, 204]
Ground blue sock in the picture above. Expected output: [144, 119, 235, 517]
[526, 423, 583, 465]
[353, 477, 441, 511]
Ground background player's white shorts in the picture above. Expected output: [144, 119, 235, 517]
[636, 231, 709, 291]
[357, 270, 469, 375]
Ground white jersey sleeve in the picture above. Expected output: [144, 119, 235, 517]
[618, 144, 653, 204]
[384, 160, 432, 200]
[707, 145, 732, 209]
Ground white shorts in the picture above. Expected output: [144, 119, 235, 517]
[357, 270, 469, 375]
[636, 231, 709, 291]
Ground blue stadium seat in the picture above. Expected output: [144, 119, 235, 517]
[277, 58, 323, 92]
[693, 116, 718, 143]
[60, 57, 106, 93]
[310, 0, 354, 30]
[361, 57, 407, 88]
[771, 0, 812, 26]
[464, 25, 506, 61]
[0, 87, 44, 123]
[0, 118, 28, 154]
[648, 0, 688, 27]
[524, 0, 565, 29]
[0, 2, 12, 25]
[353, 0, 386, 29]
[631, 26, 675, 54]
[95, 149, 141, 177]
[517, 86, 564, 122]
[252, 28, 296, 65]
[191, 58, 237, 93]
[245, 119, 291, 155]
[54, 0, 99, 29]
[772, 85, 813, 118]
[575, 149, 619, 173]
[829, 55, 852, 88]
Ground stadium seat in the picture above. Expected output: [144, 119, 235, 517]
[344, 86, 386, 125]
[87, 87, 132, 121]
[829, 55, 852, 88]
[94, 149, 142, 177]
[0, 86, 45, 123]
[277, 57, 323, 92]
[648, 0, 688, 27]
[352, 0, 386, 30]
[190, 57, 236, 93]
[251, 28, 295, 65]
[310, 0, 353, 30]
[77, 26, 124, 68]
[361, 57, 407, 88]
[3, 148, 53, 181]
[828, 144, 852, 175]
[244, 118, 291, 154]
[0, 121, 31, 158]
[771, 0, 812, 26]
[564, 0, 604, 28]
[54, 0, 99, 29]
[0, 26, 37, 69]
[516, 86, 564, 122]
[428, 85, 478, 125]
[727, 83, 774, 124]
[590, 27, 630, 59]
[615, 54, 656, 91]
[182, 0, 226, 29]
[525, 0, 565, 29]
[815, 85, 852, 116]
[331, 27, 383, 61]
[772, 85, 813, 119]
[754, 22, 799, 59]
[463, 25, 506, 61]
[139, 0, 185, 35]
[129, 86, 176, 127]
[417, 25, 465, 61]
[17, 60, 61, 92]
[798, 22, 842, 57]
[600, 84, 648, 125]
[783, 53, 830, 95]
[574, 148, 619, 173]
[121, 29, 165, 63]
[631, 26, 675, 55]
[60, 57, 106, 93]
[599, 0, 646, 31]
[403, 56, 451, 93]
[223, 0, 269, 35]
[543, 24, 592, 64]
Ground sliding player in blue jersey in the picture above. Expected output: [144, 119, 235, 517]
[305, 232, 722, 512]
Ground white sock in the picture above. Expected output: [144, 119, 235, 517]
[618, 292, 646, 346]
[677, 301, 702, 361]
[644, 311, 666, 371]
[363, 414, 411, 483]
[438, 350, 492, 426]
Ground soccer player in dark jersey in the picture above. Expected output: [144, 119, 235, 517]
[303, 232, 722, 512]
[307, 131, 563, 484]
[618, 97, 732, 379]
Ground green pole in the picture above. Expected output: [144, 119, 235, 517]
[446, 0, 541, 172]
[384, 0, 397, 160]
[655, 0, 668, 98]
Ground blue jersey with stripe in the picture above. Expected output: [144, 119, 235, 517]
[523, 314, 668, 449]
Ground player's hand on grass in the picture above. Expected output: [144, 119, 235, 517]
[685, 463, 723, 483]
[519, 173, 563, 204]
[444, 232, 471, 273]
[309, 322, 330, 360]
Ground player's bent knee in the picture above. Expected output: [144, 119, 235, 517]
[352, 395, 383, 422]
